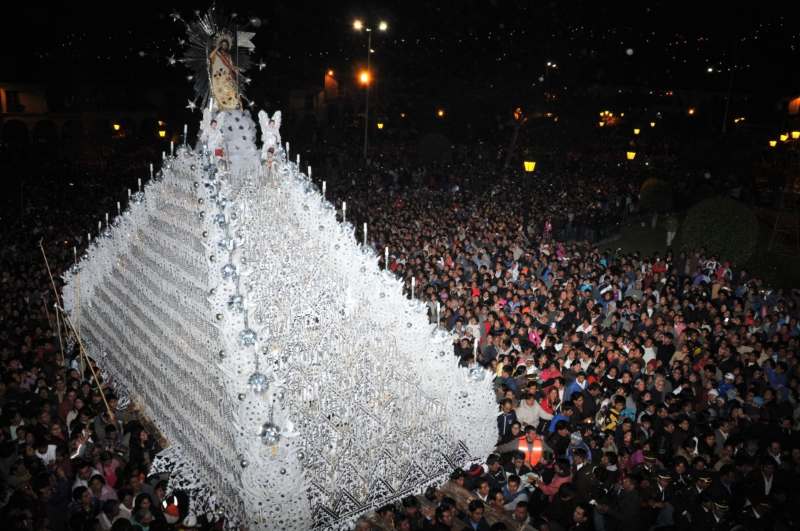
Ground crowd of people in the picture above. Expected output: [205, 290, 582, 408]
[0, 132, 798, 531]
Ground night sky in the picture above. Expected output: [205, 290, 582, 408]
[4, 2, 798, 98]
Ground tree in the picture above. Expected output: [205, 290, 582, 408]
[676, 196, 759, 266]
[639, 178, 674, 228]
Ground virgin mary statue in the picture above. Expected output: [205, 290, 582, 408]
[209, 35, 241, 110]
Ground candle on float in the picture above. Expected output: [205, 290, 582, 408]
[363, 223, 368, 245]
[322, 181, 326, 197]
[127, 189, 131, 200]
[137, 178, 141, 191]
[117, 201, 121, 216]
[149, 163, 153, 179]
[162, 151, 165, 160]
[411, 276, 415, 298]
[183, 124, 188, 142]
[105, 213, 109, 227]
[98, 221, 102, 232]
[73, 247, 77, 263]
[296, 154, 300, 165]
[342, 201, 346, 223]
[285, 142, 290, 158]
[436, 301, 441, 327]
[384, 247, 389, 268]
[170, 141, 174, 156]
[307, 165, 312, 179]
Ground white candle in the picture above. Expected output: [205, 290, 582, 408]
[127, 189, 131, 200]
[137, 178, 141, 191]
[170, 141, 174, 156]
[105, 213, 109, 227]
[384, 247, 389, 268]
[363, 223, 368, 245]
[322, 181, 326, 197]
[149, 163, 154, 179]
[183, 124, 188, 141]
[436, 301, 441, 327]
[98, 221, 102, 232]
[411, 277, 415, 298]
[117, 201, 121, 215]
[73, 247, 77, 263]
[308, 165, 312, 179]
[296, 154, 300, 165]
[162, 151, 165, 160]
[342, 201, 346, 223]
[87, 232, 91, 242]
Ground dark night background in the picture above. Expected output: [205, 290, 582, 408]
[3, 2, 798, 125]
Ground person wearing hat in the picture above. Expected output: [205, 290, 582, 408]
[644, 469, 677, 528]
[484, 454, 507, 491]
[495, 425, 549, 469]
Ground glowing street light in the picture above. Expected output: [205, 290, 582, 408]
[768, 140, 777, 147]
[650, 121, 656, 128]
[687, 107, 696, 116]
[327, 69, 334, 77]
[780, 133, 789, 142]
[112, 123, 121, 131]
[626, 151, 637, 160]
[158, 130, 167, 138]
[792, 131, 800, 139]
[376, 122, 384, 129]
[633, 128, 641, 135]
[437, 109, 445, 118]
[598, 121, 605, 127]
[523, 161, 536, 172]
[353, 19, 388, 159]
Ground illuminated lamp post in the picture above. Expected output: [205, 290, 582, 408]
[353, 19, 388, 160]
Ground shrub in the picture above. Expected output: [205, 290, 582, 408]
[639, 178, 673, 214]
[677, 196, 759, 266]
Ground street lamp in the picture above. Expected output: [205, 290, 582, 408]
[354, 18, 388, 160]
[437, 109, 445, 118]
[792, 131, 800, 140]
[633, 128, 641, 135]
[626, 151, 637, 160]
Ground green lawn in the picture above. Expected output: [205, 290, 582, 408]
[606, 214, 800, 289]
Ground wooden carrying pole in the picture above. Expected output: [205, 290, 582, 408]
[39, 242, 65, 364]
[39, 241, 115, 422]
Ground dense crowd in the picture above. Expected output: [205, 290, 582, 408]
[0, 135, 798, 531]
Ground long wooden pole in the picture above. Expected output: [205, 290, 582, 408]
[38, 242, 65, 364]
[59, 308, 116, 423]
[39, 241, 115, 422]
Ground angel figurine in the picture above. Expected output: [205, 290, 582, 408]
[258, 110, 282, 163]
[199, 107, 225, 159]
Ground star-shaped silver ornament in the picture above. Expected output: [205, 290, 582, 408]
[186, 99, 198, 111]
